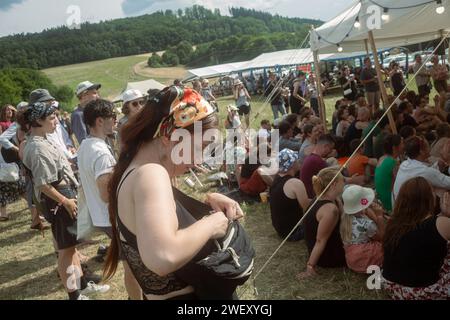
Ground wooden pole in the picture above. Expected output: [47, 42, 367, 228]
[313, 50, 328, 132]
[440, 29, 446, 64]
[368, 31, 397, 134]
[364, 39, 369, 56]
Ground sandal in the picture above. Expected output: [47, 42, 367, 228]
[0, 216, 9, 222]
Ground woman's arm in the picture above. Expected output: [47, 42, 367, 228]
[307, 203, 340, 268]
[133, 164, 228, 277]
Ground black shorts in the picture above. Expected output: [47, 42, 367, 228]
[42, 186, 78, 250]
[238, 104, 251, 116]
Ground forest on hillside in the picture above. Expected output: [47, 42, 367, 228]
[0, 6, 321, 70]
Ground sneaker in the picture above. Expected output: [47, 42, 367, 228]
[97, 245, 108, 256]
[81, 264, 102, 284]
[84, 272, 102, 284]
[77, 294, 90, 300]
[80, 281, 110, 295]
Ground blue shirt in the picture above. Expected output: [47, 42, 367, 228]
[71, 106, 88, 144]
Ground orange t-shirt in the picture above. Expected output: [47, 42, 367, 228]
[346, 154, 369, 176]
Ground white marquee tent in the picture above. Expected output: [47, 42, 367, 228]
[185, 61, 250, 81]
[113, 79, 165, 102]
[310, 0, 450, 54]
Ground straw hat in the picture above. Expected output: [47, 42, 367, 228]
[342, 185, 375, 215]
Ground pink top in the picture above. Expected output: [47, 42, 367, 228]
[0, 121, 12, 132]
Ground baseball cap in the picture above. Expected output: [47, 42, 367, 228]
[76, 81, 101, 97]
[278, 148, 299, 173]
[29, 89, 55, 104]
[123, 89, 144, 104]
[342, 185, 375, 215]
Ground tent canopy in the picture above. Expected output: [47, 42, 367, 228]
[185, 62, 249, 81]
[113, 79, 165, 102]
[310, 0, 450, 54]
[234, 48, 388, 72]
[238, 49, 324, 70]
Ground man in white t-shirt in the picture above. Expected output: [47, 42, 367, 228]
[78, 99, 117, 234]
[78, 98, 142, 299]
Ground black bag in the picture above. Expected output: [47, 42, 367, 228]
[172, 188, 255, 300]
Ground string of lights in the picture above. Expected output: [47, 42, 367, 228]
[313, 0, 447, 51]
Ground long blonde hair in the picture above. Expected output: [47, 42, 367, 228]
[340, 213, 353, 244]
[312, 166, 343, 196]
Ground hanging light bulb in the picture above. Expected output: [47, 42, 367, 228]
[436, 0, 445, 14]
[381, 7, 390, 21]
[354, 16, 361, 28]
[337, 44, 343, 52]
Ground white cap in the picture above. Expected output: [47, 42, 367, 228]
[76, 81, 101, 97]
[123, 89, 144, 104]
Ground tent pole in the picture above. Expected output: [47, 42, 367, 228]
[364, 39, 369, 56]
[368, 30, 397, 134]
[313, 50, 327, 132]
[439, 29, 445, 64]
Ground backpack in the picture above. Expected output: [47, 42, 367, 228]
[172, 188, 255, 300]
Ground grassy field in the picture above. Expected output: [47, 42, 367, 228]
[42, 53, 187, 108]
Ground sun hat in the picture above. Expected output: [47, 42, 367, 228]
[278, 148, 299, 173]
[342, 185, 375, 215]
[76, 81, 101, 97]
[29, 89, 55, 104]
[123, 89, 144, 104]
[227, 105, 239, 112]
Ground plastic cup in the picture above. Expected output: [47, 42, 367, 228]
[260, 192, 268, 203]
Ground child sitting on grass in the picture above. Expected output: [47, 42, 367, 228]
[341, 185, 385, 273]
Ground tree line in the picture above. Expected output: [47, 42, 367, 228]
[0, 5, 321, 70]
[0, 68, 73, 108]
[148, 31, 310, 68]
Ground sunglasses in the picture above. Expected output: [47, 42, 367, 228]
[132, 100, 145, 107]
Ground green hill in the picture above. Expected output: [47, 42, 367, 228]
[0, 5, 321, 70]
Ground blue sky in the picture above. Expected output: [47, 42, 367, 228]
[0, 0, 352, 37]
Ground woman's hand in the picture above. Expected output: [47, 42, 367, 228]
[62, 198, 78, 220]
[205, 211, 229, 239]
[206, 193, 244, 221]
[296, 264, 318, 280]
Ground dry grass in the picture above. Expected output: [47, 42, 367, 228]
[0, 176, 388, 300]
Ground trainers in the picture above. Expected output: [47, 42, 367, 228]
[80, 281, 110, 295]
[84, 272, 102, 284]
[81, 264, 102, 284]
[77, 294, 90, 300]
[97, 245, 108, 256]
